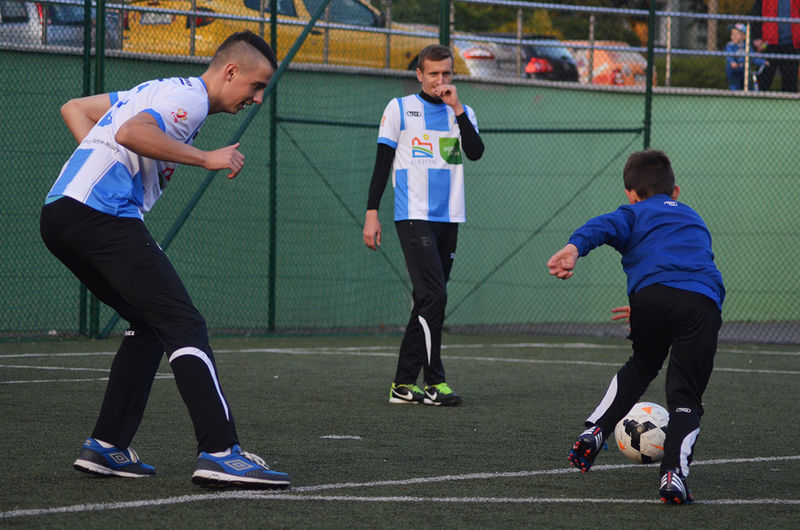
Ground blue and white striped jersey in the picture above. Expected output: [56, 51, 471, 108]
[47, 76, 209, 218]
[377, 94, 478, 223]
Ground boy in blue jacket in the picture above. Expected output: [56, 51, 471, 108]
[547, 149, 725, 505]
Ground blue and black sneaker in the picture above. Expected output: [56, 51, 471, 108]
[73, 437, 155, 478]
[660, 468, 694, 505]
[192, 444, 290, 489]
[567, 426, 606, 473]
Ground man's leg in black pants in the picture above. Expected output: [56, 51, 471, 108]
[93, 324, 164, 449]
[394, 220, 457, 386]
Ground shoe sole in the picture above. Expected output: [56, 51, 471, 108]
[567, 440, 596, 473]
[74, 459, 154, 478]
[423, 397, 462, 406]
[192, 470, 290, 489]
[389, 395, 422, 404]
[660, 495, 694, 505]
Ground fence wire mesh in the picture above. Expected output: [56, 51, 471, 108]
[2, 0, 799, 343]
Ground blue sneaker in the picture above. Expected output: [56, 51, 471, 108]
[192, 444, 290, 489]
[73, 437, 155, 478]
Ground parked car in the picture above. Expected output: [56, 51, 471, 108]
[120, 0, 504, 76]
[565, 40, 655, 86]
[520, 37, 579, 81]
[0, 1, 121, 49]
[483, 34, 578, 81]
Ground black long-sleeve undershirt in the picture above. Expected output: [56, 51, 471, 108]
[366, 91, 484, 211]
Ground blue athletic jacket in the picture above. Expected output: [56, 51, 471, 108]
[567, 194, 725, 310]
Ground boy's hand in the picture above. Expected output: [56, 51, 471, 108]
[611, 305, 631, 322]
[547, 244, 579, 279]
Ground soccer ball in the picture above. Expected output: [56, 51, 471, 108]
[614, 402, 669, 464]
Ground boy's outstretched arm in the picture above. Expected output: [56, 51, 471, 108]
[547, 243, 579, 279]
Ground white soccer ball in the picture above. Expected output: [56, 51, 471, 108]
[613, 402, 669, 464]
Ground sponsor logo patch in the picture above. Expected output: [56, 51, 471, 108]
[439, 137, 462, 164]
[412, 135, 434, 158]
[171, 108, 188, 123]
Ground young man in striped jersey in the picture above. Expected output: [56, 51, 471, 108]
[363, 44, 485, 406]
[40, 31, 289, 489]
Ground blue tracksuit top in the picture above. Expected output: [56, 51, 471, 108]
[567, 194, 725, 310]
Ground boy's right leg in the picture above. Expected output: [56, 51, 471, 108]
[569, 285, 673, 472]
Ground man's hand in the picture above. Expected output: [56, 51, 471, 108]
[204, 143, 245, 179]
[433, 84, 464, 115]
[547, 244, 579, 279]
[363, 209, 381, 250]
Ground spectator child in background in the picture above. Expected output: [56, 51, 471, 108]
[726, 22, 767, 90]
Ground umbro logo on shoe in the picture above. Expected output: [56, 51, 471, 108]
[225, 458, 256, 471]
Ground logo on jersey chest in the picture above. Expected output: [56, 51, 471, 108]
[412, 135, 434, 158]
[409, 135, 462, 164]
[171, 108, 188, 123]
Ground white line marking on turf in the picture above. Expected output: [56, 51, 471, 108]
[219, 349, 800, 376]
[2, 455, 799, 519]
[320, 435, 362, 440]
[0, 375, 173, 385]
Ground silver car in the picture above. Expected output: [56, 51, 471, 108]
[0, 1, 121, 49]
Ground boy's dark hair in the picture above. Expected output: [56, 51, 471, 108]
[417, 44, 454, 72]
[212, 31, 278, 71]
[623, 149, 675, 198]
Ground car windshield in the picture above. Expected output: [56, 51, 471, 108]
[534, 42, 573, 60]
[243, 0, 297, 16]
[48, 5, 90, 26]
[301, 0, 377, 26]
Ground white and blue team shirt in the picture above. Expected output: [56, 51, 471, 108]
[46, 76, 209, 219]
[378, 94, 478, 223]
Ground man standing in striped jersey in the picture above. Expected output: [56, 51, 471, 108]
[363, 44, 484, 406]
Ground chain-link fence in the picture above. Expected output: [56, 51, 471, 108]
[2, 0, 799, 342]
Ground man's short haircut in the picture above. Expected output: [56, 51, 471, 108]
[417, 44, 454, 72]
[623, 149, 675, 198]
[211, 31, 278, 71]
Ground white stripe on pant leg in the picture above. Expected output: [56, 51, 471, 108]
[679, 428, 700, 477]
[418, 315, 432, 367]
[169, 347, 230, 420]
[586, 374, 618, 426]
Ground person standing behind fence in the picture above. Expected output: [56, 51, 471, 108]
[726, 22, 767, 90]
[362, 44, 484, 407]
[39, 31, 291, 489]
[749, 0, 800, 92]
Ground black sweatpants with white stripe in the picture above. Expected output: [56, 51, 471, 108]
[40, 197, 238, 453]
[393, 220, 458, 386]
[584, 284, 722, 477]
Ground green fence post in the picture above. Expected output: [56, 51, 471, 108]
[643, 0, 656, 149]
[268, 0, 278, 332]
[439, 0, 450, 47]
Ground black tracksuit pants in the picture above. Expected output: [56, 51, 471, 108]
[40, 197, 238, 453]
[393, 220, 458, 386]
[584, 283, 722, 477]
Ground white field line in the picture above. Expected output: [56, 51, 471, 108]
[2, 344, 799, 385]
[2, 455, 799, 519]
